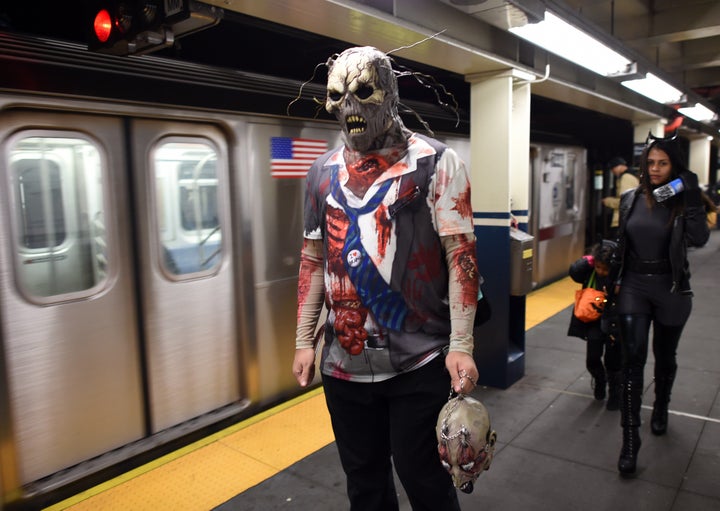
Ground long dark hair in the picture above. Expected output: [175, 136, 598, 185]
[637, 132, 689, 217]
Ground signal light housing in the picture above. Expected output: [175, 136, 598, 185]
[93, 9, 113, 43]
[88, 0, 223, 56]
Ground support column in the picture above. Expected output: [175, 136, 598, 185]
[467, 70, 531, 389]
[689, 136, 711, 186]
[634, 120, 665, 142]
[511, 81, 532, 231]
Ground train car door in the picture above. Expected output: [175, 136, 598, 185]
[130, 120, 239, 432]
[0, 110, 145, 484]
[530, 144, 587, 286]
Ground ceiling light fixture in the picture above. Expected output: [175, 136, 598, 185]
[678, 103, 716, 122]
[509, 11, 633, 76]
[620, 73, 685, 105]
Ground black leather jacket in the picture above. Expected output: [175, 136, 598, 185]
[613, 187, 709, 294]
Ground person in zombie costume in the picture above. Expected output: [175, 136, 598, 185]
[292, 46, 480, 510]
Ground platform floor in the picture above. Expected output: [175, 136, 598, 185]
[48, 230, 720, 511]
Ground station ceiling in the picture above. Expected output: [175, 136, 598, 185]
[2, 0, 719, 140]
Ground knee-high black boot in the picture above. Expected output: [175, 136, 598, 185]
[618, 367, 643, 475]
[651, 323, 683, 436]
[606, 371, 622, 411]
[651, 372, 676, 435]
[604, 335, 623, 411]
[617, 314, 650, 475]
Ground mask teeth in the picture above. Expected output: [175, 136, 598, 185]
[346, 115, 366, 134]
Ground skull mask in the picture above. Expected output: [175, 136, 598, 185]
[436, 394, 497, 494]
[325, 46, 409, 153]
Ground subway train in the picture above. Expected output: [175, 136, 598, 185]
[0, 32, 587, 507]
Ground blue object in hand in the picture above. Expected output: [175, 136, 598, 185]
[653, 178, 684, 202]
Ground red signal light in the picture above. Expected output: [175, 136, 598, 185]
[93, 9, 113, 43]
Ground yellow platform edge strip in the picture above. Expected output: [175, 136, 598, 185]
[44, 387, 326, 510]
[44, 277, 574, 510]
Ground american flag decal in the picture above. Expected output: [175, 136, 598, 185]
[270, 137, 328, 178]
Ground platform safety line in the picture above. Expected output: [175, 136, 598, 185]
[540, 387, 720, 425]
[43, 387, 325, 511]
[660, 408, 720, 424]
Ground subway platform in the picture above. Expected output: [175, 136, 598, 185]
[50, 230, 720, 511]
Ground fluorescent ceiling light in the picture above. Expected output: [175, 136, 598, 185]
[509, 11, 633, 76]
[620, 73, 684, 104]
[678, 103, 716, 122]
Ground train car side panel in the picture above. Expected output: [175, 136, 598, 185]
[245, 121, 341, 400]
[130, 120, 240, 433]
[0, 109, 145, 483]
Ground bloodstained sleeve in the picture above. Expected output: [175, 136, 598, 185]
[296, 238, 325, 349]
[442, 233, 479, 355]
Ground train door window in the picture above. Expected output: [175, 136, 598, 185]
[153, 139, 222, 277]
[6, 134, 108, 301]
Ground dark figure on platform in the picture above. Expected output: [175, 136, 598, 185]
[611, 131, 709, 476]
[568, 240, 622, 410]
[602, 156, 639, 239]
[701, 190, 717, 230]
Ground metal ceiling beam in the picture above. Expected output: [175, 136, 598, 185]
[202, 0, 717, 137]
[621, 1, 720, 46]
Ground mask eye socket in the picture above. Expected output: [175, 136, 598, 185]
[328, 91, 342, 102]
[355, 85, 374, 100]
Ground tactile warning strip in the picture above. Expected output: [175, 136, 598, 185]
[46, 388, 333, 511]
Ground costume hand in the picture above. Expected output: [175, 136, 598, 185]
[679, 170, 699, 191]
[292, 348, 316, 387]
[445, 351, 479, 394]
[679, 171, 702, 206]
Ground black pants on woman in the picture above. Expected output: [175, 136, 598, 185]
[322, 355, 460, 511]
[616, 272, 690, 472]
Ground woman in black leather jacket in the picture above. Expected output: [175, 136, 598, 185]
[612, 132, 709, 476]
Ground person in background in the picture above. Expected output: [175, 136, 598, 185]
[567, 240, 622, 410]
[292, 46, 479, 510]
[611, 132, 709, 476]
[701, 190, 718, 230]
[602, 156, 639, 239]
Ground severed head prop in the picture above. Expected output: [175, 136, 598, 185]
[436, 394, 497, 494]
[325, 46, 410, 153]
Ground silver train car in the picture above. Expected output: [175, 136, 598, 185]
[528, 143, 588, 287]
[0, 33, 587, 507]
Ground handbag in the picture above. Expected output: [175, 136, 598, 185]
[573, 271, 606, 323]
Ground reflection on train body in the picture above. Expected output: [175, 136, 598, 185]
[155, 141, 222, 276]
[10, 136, 107, 299]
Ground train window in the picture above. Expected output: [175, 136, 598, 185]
[153, 140, 222, 277]
[7, 135, 108, 299]
[12, 158, 66, 248]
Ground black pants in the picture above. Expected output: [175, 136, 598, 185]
[620, 315, 684, 382]
[322, 355, 460, 511]
[586, 335, 621, 377]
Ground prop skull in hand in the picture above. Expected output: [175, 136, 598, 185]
[436, 394, 497, 493]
